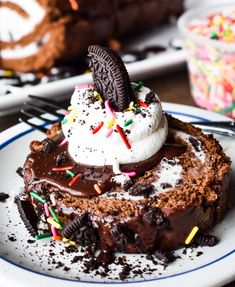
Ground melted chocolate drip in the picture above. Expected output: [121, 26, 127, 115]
[28, 136, 186, 198]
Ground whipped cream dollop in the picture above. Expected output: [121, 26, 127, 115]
[62, 84, 168, 166]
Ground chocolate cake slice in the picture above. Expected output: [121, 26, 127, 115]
[22, 114, 231, 252]
[19, 46, 231, 260]
[0, 0, 183, 72]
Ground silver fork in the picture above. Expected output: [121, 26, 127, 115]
[19, 95, 66, 133]
[19, 95, 235, 137]
[190, 121, 235, 137]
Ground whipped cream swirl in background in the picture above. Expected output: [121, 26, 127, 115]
[62, 84, 168, 166]
[0, 0, 50, 59]
[0, 0, 45, 42]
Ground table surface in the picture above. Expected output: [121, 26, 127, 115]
[0, 69, 234, 287]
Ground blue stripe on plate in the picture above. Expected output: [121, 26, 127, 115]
[165, 110, 210, 122]
[0, 111, 234, 284]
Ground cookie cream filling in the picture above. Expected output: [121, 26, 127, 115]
[0, 0, 45, 42]
[62, 84, 168, 166]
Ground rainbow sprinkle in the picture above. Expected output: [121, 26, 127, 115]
[44, 203, 50, 217]
[52, 166, 73, 172]
[136, 99, 148, 108]
[59, 138, 68, 146]
[106, 118, 115, 129]
[94, 184, 102, 194]
[68, 111, 77, 124]
[30, 192, 46, 203]
[35, 232, 52, 240]
[53, 236, 61, 241]
[105, 100, 115, 117]
[105, 128, 113, 138]
[121, 172, 136, 177]
[49, 206, 61, 224]
[61, 119, 68, 125]
[116, 124, 131, 149]
[124, 119, 133, 127]
[62, 237, 69, 243]
[68, 0, 79, 10]
[92, 121, 104, 134]
[51, 226, 59, 237]
[66, 169, 75, 178]
[94, 91, 103, 102]
[76, 84, 93, 89]
[69, 173, 82, 187]
[134, 81, 143, 91]
[185, 226, 199, 245]
[47, 217, 62, 229]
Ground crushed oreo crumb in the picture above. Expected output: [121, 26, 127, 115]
[189, 137, 201, 152]
[123, 179, 132, 191]
[145, 91, 158, 104]
[41, 138, 55, 154]
[142, 207, 169, 229]
[147, 249, 175, 266]
[16, 167, 24, 177]
[160, 183, 172, 189]
[119, 264, 131, 280]
[0, 192, 9, 202]
[8, 235, 17, 242]
[128, 183, 154, 198]
[56, 151, 68, 166]
[110, 223, 135, 251]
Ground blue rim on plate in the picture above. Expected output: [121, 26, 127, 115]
[0, 110, 234, 284]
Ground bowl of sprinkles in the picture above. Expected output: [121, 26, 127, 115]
[178, 4, 235, 119]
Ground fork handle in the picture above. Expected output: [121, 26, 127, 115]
[190, 121, 235, 127]
[192, 124, 235, 137]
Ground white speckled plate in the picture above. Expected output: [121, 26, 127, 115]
[0, 103, 235, 287]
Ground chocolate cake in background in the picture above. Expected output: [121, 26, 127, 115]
[0, 0, 184, 72]
[16, 46, 231, 270]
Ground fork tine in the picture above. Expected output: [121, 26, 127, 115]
[19, 116, 48, 133]
[28, 95, 66, 110]
[20, 108, 58, 124]
[24, 102, 64, 118]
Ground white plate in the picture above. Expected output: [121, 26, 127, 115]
[0, 103, 234, 287]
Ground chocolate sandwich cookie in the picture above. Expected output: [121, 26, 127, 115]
[15, 197, 38, 237]
[61, 213, 99, 246]
[88, 45, 133, 111]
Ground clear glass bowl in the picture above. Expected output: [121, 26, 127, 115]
[178, 4, 235, 119]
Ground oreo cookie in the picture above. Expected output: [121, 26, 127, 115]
[88, 45, 133, 111]
[194, 233, 219, 247]
[15, 197, 38, 237]
[61, 213, 99, 246]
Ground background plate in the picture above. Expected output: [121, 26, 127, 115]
[0, 103, 234, 287]
[1, 0, 234, 116]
